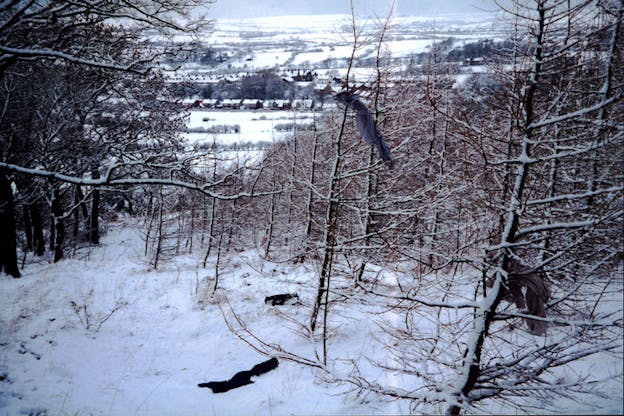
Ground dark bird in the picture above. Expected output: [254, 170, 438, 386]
[335, 91, 393, 169]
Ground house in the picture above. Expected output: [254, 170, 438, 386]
[241, 99, 263, 110]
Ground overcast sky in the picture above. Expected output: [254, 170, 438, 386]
[204, 0, 501, 19]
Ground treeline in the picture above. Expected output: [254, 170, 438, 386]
[197, 70, 319, 100]
[162, 43, 232, 67]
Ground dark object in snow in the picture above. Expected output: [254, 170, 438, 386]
[489, 258, 551, 335]
[198, 357, 279, 393]
[335, 91, 393, 169]
[264, 293, 300, 306]
[506, 259, 551, 335]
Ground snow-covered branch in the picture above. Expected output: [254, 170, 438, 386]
[514, 211, 623, 240]
[0, 161, 272, 200]
[0, 46, 152, 75]
[527, 94, 620, 131]
[526, 185, 623, 206]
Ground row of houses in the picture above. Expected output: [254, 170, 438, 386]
[190, 98, 322, 111]
[167, 69, 327, 85]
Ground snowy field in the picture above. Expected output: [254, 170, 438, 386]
[208, 13, 502, 50]
[185, 109, 318, 146]
[1, 221, 622, 415]
[176, 13, 505, 74]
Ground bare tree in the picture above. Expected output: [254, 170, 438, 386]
[342, 1, 623, 414]
[0, 1, 291, 274]
[222, 1, 622, 414]
[0, 1, 210, 74]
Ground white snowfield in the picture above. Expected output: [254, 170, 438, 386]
[185, 109, 318, 145]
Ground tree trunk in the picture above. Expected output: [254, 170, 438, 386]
[51, 188, 65, 263]
[304, 126, 320, 242]
[310, 110, 346, 334]
[355, 148, 376, 283]
[152, 188, 165, 269]
[23, 204, 33, 251]
[0, 169, 20, 277]
[30, 203, 45, 256]
[446, 3, 545, 414]
[212, 209, 226, 294]
[72, 189, 80, 238]
[202, 197, 216, 267]
[202, 160, 218, 267]
[264, 172, 278, 259]
[286, 133, 297, 227]
[89, 167, 100, 245]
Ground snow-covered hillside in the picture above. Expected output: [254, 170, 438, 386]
[0, 221, 402, 415]
[2, 220, 622, 415]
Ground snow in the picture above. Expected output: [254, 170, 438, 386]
[184, 109, 317, 146]
[0, 222, 393, 415]
[1, 220, 622, 415]
[290, 47, 343, 66]
[385, 39, 434, 55]
[188, 12, 503, 73]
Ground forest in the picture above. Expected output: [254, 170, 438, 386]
[0, 1, 622, 415]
